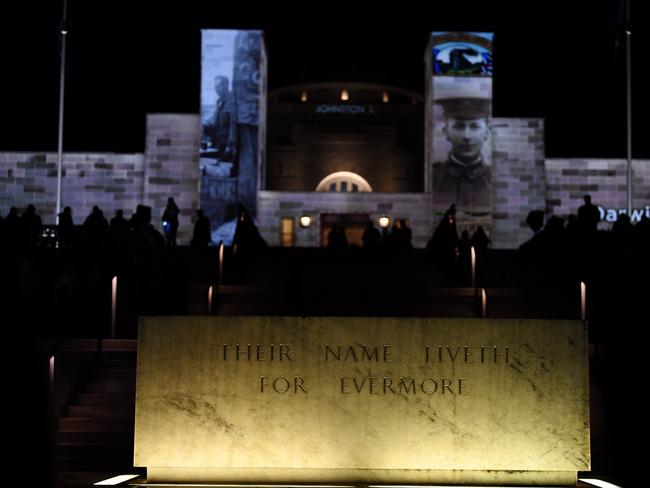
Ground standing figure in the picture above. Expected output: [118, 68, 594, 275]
[162, 197, 180, 246]
[577, 194, 600, 236]
[191, 209, 212, 247]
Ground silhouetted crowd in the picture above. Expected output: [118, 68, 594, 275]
[518, 195, 650, 260]
[0, 201, 215, 250]
[325, 218, 414, 252]
[2, 195, 649, 270]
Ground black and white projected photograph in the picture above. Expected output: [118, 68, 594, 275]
[200, 29, 264, 244]
[431, 32, 494, 235]
[432, 96, 492, 212]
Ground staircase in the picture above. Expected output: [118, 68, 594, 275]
[54, 344, 140, 483]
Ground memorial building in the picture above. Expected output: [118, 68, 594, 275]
[2, 27, 646, 488]
[1, 32, 648, 249]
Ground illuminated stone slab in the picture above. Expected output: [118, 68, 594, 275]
[134, 317, 589, 485]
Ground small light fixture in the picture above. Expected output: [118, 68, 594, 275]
[340, 89, 349, 101]
[299, 215, 312, 228]
[382, 91, 389, 103]
[300, 90, 308, 102]
[94, 474, 140, 486]
[378, 216, 390, 229]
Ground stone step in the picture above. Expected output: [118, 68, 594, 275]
[97, 360, 137, 374]
[66, 404, 134, 418]
[55, 442, 133, 458]
[56, 430, 133, 444]
[91, 369, 135, 380]
[55, 455, 135, 472]
[83, 378, 136, 394]
[76, 392, 135, 405]
[58, 417, 133, 432]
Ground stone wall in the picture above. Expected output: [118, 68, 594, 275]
[0, 151, 144, 225]
[0, 114, 200, 244]
[257, 191, 433, 248]
[545, 158, 650, 225]
[490, 118, 546, 249]
[144, 114, 201, 244]
[3, 112, 648, 249]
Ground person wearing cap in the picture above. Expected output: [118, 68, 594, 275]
[433, 97, 492, 210]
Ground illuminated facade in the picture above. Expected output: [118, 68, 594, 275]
[1, 31, 649, 248]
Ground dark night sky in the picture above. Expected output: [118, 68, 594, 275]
[2, 0, 649, 158]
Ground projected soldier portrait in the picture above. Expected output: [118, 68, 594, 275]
[433, 97, 491, 211]
[201, 75, 236, 162]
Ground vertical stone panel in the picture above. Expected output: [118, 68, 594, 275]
[490, 118, 546, 249]
[144, 114, 201, 244]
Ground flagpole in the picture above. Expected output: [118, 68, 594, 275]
[55, 0, 68, 224]
[625, 0, 632, 215]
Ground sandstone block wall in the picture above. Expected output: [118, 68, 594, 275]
[143, 114, 201, 244]
[257, 191, 433, 248]
[0, 151, 144, 225]
[2, 112, 648, 249]
[0, 114, 200, 244]
[545, 158, 650, 225]
[490, 118, 546, 249]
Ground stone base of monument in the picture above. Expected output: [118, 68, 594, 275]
[138, 468, 578, 486]
[133, 317, 591, 488]
[120, 477, 614, 488]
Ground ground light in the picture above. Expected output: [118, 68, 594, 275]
[93, 474, 139, 486]
[93, 481, 623, 488]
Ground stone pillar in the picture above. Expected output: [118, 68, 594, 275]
[144, 114, 200, 244]
[490, 118, 546, 248]
[200, 30, 267, 243]
[426, 32, 494, 237]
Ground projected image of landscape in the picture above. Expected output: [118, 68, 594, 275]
[432, 32, 493, 76]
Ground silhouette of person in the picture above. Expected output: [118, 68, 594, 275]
[232, 203, 266, 255]
[162, 197, 180, 246]
[577, 194, 600, 235]
[110, 209, 129, 230]
[427, 204, 459, 260]
[83, 206, 109, 247]
[525, 210, 545, 235]
[191, 209, 212, 247]
[470, 226, 490, 252]
[109, 209, 130, 248]
[20, 204, 43, 248]
[433, 97, 491, 210]
[57, 206, 74, 248]
[612, 213, 633, 251]
[4, 207, 20, 248]
[130, 205, 165, 248]
[327, 224, 348, 251]
[396, 219, 413, 249]
[361, 221, 381, 249]
[458, 229, 471, 256]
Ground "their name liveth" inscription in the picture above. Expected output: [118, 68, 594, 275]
[134, 317, 589, 486]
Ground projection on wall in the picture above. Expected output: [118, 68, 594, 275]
[200, 29, 265, 244]
[432, 35, 493, 76]
[430, 32, 494, 236]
